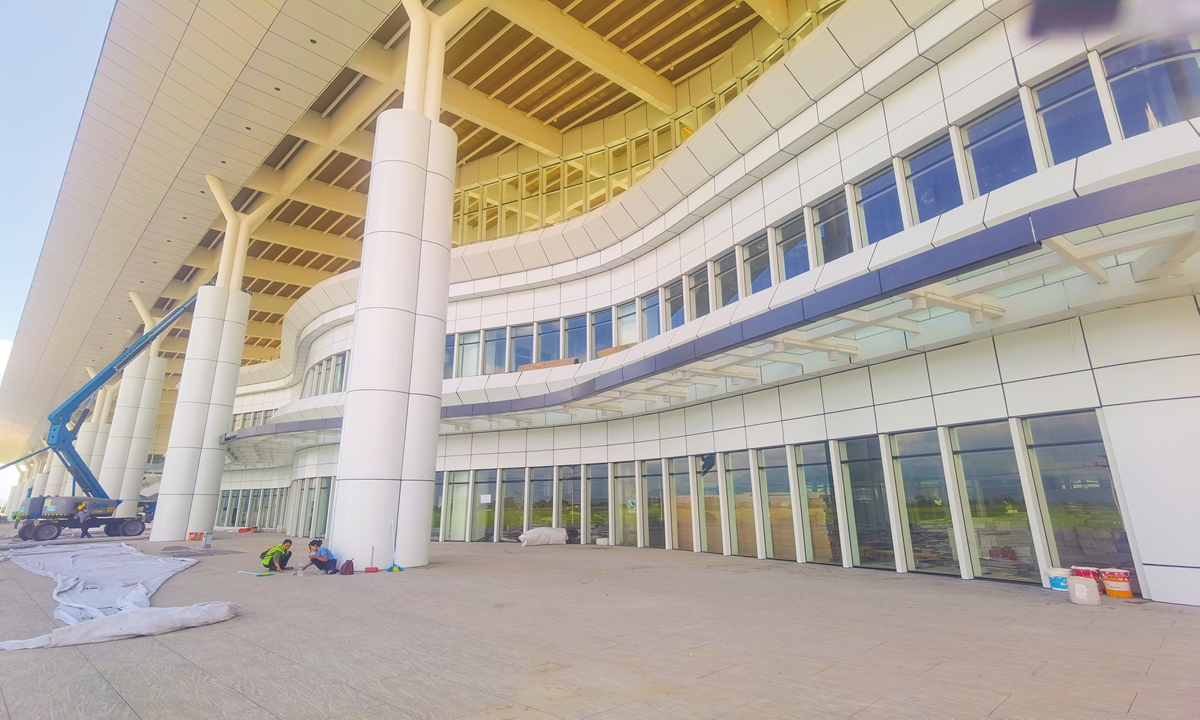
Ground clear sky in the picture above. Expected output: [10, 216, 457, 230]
[0, 0, 116, 506]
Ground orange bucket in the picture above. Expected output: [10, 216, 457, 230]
[1101, 568, 1133, 598]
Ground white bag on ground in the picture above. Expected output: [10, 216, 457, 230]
[0, 602, 242, 650]
[519, 527, 567, 546]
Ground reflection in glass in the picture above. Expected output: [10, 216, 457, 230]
[816, 194, 853, 263]
[613, 462, 638, 547]
[616, 301, 637, 347]
[565, 315, 587, 361]
[725, 451, 757, 557]
[689, 267, 710, 319]
[642, 292, 661, 340]
[697, 454, 723, 554]
[444, 471, 470, 541]
[643, 460, 666, 549]
[715, 251, 739, 307]
[500, 468, 525, 542]
[483, 329, 506, 375]
[757, 447, 795, 561]
[443, 336, 455, 379]
[966, 100, 1037, 195]
[538, 321, 561, 363]
[1025, 412, 1137, 592]
[777, 215, 809, 280]
[591, 309, 613, 358]
[907, 137, 962, 224]
[841, 437, 894, 569]
[858, 168, 904, 244]
[587, 463, 609, 543]
[510, 324, 534, 371]
[891, 430, 959, 575]
[669, 458, 693, 551]
[529, 467, 554, 528]
[432, 471, 444, 541]
[1035, 66, 1110, 164]
[951, 422, 1040, 583]
[559, 465, 581, 544]
[796, 443, 841, 565]
[665, 279, 685, 330]
[743, 234, 772, 295]
[1105, 35, 1200, 138]
[458, 332, 480, 377]
[471, 469, 497, 541]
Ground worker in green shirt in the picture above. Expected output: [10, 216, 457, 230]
[260, 539, 292, 572]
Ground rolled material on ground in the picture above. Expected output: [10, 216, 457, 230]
[0, 602, 241, 650]
[519, 527, 568, 546]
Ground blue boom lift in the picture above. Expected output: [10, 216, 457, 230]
[1, 294, 197, 541]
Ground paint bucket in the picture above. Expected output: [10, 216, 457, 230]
[1047, 568, 1070, 591]
[1071, 566, 1103, 594]
[1101, 568, 1133, 598]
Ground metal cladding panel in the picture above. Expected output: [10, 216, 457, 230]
[878, 219, 1039, 295]
[742, 301, 804, 345]
[693, 324, 743, 358]
[653, 343, 699, 374]
[801, 272, 883, 323]
[1031, 165, 1200, 239]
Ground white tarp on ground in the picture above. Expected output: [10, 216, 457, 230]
[0, 542, 240, 650]
[519, 527, 568, 546]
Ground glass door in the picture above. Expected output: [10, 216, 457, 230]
[558, 465, 582, 543]
[613, 462, 638, 547]
[697, 454, 722, 554]
[725, 451, 757, 558]
[669, 458, 693, 551]
[529, 467, 554, 528]
[444, 471, 470, 541]
[642, 460, 666, 549]
[841, 437, 894, 570]
[891, 431, 959, 575]
[796, 443, 841, 565]
[313, 478, 331, 537]
[499, 468, 525, 542]
[757, 447, 795, 561]
[586, 464, 609, 544]
[471, 470, 497, 541]
[431, 472, 444, 541]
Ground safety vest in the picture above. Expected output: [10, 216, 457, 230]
[262, 544, 288, 567]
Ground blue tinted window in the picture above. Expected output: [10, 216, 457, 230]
[858, 169, 904, 244]
[907, 138, 962, 223]
[777, 215, 809, 279]
[1105, 35, 1200, 138]
[689, 268, 710, 319]
[591, 309, 613, 358]
[966, 101, 1036, 195]
[1036, 67, 1110, 164]
[816, 194, 853, 263]
[565, 315, 587, 361]
[664, 280, 685, 329]
[482, 328, 506, 375]
[743, 234, 772, 295]
[641, 293, 661, 339]
[510, 324, 533, 371]
[443, 335, 455, 379]
[538, 321, 560, 362]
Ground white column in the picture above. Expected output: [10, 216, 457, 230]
[90, 384, 117, 472]
[45, 453, 68, 497]
[116, 352, 166, 518]
[151, 285, 229, 541]
[31, 459, 50, 498]
[187, 290, 250, 533]
[72, 385, 107, 494]
[5, 484, 18, 514]
[329, 107, 455, 570]
[11, 474, 32, 517]
[98, 352, 149, 498]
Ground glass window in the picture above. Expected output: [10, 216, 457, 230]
[443, 335, 455, 379]
[1035, 65, 1111, 164]
[841, 436, 894, 569]
[529, 467, 554, 529]
[511, 324, 534, 371]
[613, 462, 638, 547]
[641, 292, 661, 340]
[458, 332, 480, 377]
[444, 471, 470, 541]
[615, 301, 637, 347]
[951, 421, 1040, 583]
[966, 100, 1037, 195]
[815, 194, 853, 263]
[891, 429, 960, 576]
[743, 234, 772, 295]
[1105, 35, 1200, 138]
[858, 168, 904, 244]
[697, 454, 722, 554]
[558, 465, 582, 544]
[689, 267, 710, 320]
[725, 451, 757, 558]
[796, 442, 841, 565]
[664, 280, 685, 330]
[642, 460, 666, 549]
[1025, 411, 1136, 591]
[301, 352, 349, 398]
[591, 309, 613, 359]
[586, 463, 609, 544]
[482, 329, 506, 375]
[714, 252, 739, 307]
[471, 469, 496, 542]
[565, 315, 587, 362]
[538, 320, 560, 363]
[907, 138, 963, 224]
[499, 468, 525, 542]
[668, 458, 693, 551]
[432, 472, 444, 541]
[777, 215, 809, 280]
[757, 447, 795, 561]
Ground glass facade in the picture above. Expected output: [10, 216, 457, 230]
[587, 463, 609, 544]
[951, 421, 1040, 583]
[966, 100, 1037, 195]
[500, 468, 525, 542]
[444, 471, 469, 541]
[615, 301, 637, 347]
[743, 234, 772, 295]
[432, 472, 443, 541]
[443, 336, 454, 380]
[1105, 35, 1200, 139]
[559, 465, 582, 543]
[483, 329, 506, 375]
[301, 352, 349, 398]
[777, 215, 809, 280]
[471, 469, 497, 542]
[725, 451, 757, 558]
[458, 332, 480, 377]
[697, 454, 722, 554]
[538, 321, 561, 363]
[1025, 412, 1136, 590]
[613, 462, 638, 547]
[757, 447, 795, 561]
[796, 442, 841, 565]
[907, 137, 962, 224]
[510, 324, 534, 371]
[689, 267, 710, 320]
[891, 430, 959, 576]
[815, 194, 853, 263]
[858, 168, 904, 244]
[642, 460, 666, 549]
[668, 457, 693, 551]
[841, 437, 894, 570]
[218, 486, 288, 530]
[641, 293, 661, 340]
[714, 251, 739, 307]
[1035, 65, 1110, 164]
[565, 315, 587, 362]
[529, 467, 554, 528]
[591, 309, 613, 359]
[664, 280, 685, 330]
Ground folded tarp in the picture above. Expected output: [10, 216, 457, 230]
[519, 527, 568, 546]
[0, 602, 241, 650]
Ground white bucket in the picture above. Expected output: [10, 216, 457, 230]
[1047, 568, 1070, 591]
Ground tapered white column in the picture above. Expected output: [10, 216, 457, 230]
[187, 290, 249, 533]
[5, 484, 18, 514]
[31, 457, 50, 498]
[98, 352, 149, 498]
[72, 385, 108, 494]
[90, 384, 117, 472]
[151, 285, 229, 541]
[329, 108, 455, 569]
[116, 353, 166, 518]
[45, 453, 68, 497]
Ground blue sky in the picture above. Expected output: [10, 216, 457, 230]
[0, 1, 116, 500]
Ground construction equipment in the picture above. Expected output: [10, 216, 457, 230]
[2, 293, 197, 540]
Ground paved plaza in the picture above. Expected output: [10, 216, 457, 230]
[0, 532, 1196, 720]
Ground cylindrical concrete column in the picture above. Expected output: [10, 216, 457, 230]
[31, 465, 50, 498]
[45, 452, 68, 497]
[10, 474, 32, 517]
[71, 385, 107, 495]
[5, 484, 18, 515]
[328, 108, 454, 570]
[89, 384, 117, 473]
[115, 353, 166, 518]
[186, 290, 249, 534]
[98, 352, 149, 498]
[151, 285, 229, 541]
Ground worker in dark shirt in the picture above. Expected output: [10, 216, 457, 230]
[75, 504, 93, 538]
[261, 539, 292, 572]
